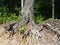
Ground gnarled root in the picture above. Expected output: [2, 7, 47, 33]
[4, 20, 43, 39]
[22, 22, 43, 41]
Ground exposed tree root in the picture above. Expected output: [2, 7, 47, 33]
[21, 22, 43, 41]
[4, 20, 43, 39]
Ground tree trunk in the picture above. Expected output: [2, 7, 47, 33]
[52, 0, 54, 19]
[20, 0, 42, 39]
[4, 0, 42, 39]
[17, 0, 36, 30]
[21, 0, 35, 25]
[21, 0, 24, 9]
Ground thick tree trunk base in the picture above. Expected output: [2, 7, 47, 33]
[21, 21, 42, 41]
[4, 20, 43, 39]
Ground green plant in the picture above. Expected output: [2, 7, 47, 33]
[34, 14, 45, 23]
[19, 26, 27, 34]
[0, 13, 21, 24]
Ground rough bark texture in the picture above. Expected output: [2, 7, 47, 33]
[21, 0, 42, 39]
[21, 0, 35, 26]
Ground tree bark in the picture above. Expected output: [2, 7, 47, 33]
[21, 0, 24, 9]
[21, 0, 35, 25]
[4, 0, 42, 39]
[52, 0, 54, 19]
[20, 0, 42, 39]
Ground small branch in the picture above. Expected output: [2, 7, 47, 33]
[46, 23, 60, 35]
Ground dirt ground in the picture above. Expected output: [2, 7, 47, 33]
[0, 23, 59, 45]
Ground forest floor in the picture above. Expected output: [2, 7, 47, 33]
[0, 19, 60, 45]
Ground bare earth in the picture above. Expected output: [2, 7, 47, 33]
[0, 23, 59, 45]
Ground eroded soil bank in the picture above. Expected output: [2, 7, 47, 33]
[0, 19, 60, 45]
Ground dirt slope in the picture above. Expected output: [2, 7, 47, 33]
[0, 24, 59, 45]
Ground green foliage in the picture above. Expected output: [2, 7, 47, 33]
[1, 0, 60, 24]
[34, 14, 45, 23]
[0, 0, 52, 24]
[0, 0, 21, 24]
[0, 2, 21, 24]
[19, 26, 27, 34]
[34, 0, 52, 23]
[0, 13, 21, 24]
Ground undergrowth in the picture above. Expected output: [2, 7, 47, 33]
[0, 13, 21, 24]
[19, 26, 27, 34]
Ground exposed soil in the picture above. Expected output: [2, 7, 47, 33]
[0, 20, 60, 45]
